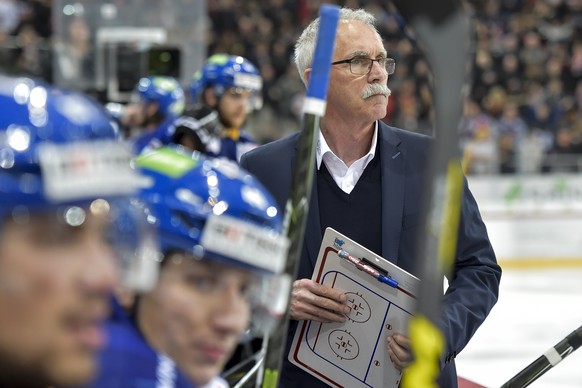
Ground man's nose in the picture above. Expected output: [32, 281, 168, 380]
[368, 60, 387, 82]
[211, 284, 249, 334]
[79, 235, 118, 294]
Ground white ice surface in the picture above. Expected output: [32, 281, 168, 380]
[455, 267, 582, 388]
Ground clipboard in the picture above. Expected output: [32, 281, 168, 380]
[288, 227, 420, 388]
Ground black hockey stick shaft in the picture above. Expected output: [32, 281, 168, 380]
[500, 324, 582, 387]
[258, 5, 339, 388]
[389, 1, 473, 386]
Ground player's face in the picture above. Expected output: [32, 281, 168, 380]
[325, 20, 389, 127]
[0, 208, 117, 386]
[138, 253, 253, 386]
[217, 87, 253, 129]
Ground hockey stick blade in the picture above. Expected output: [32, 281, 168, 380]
[257, 5, 340, 388]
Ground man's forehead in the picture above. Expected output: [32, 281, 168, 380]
[224, 87, 254, 97]
[335, 24, 387, 57]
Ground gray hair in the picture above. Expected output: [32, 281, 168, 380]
[294, 8, 380, 85]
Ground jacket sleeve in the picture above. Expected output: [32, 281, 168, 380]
[439, 177, 502, 367]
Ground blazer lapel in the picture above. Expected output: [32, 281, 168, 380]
[379, 123, 405, 266]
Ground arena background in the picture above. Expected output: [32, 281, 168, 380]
[1, 0, 581, 386]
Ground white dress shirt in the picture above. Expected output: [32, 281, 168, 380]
[316, 122, 378, 194]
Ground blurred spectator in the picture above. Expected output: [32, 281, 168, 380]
[498, 101, 528, 173]
[544, 126, 582, 172]
[53, 15, 94, 90]
[519, 129, 551, 173]
[7, 0, 582, 173]
[460, 97, 500, 175]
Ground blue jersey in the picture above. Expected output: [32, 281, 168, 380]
[131, 110, 257, 163]
[131, 117, 177, 155]
[216, 129, 257, 163]
[88, 299, 195, 388]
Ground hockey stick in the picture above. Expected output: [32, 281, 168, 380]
[388, 1, 473, 387]
[256, 5, 340, 388]
[500, 324, 582, 387]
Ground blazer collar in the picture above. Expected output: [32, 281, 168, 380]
[295, 121, 406, 270]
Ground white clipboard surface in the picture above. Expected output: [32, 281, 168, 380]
[288, 227, 420, 388]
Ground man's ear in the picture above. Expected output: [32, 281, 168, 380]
[203, 87, 218, 107]
[303, 68, 312, 87]
[146, 101, 160, 117]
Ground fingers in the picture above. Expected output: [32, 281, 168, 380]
[289, 279, 351, 323]
[387, 333, 412, 371]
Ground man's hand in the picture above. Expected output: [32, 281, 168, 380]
[289, 278, 350, 322]
[387, 332, 412, 370]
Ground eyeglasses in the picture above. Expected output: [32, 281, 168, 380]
[331, 57, 396, 76]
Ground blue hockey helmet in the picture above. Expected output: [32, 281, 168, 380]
[134, 146, 288, 274]
[0, 75, 158, 291]
[0, 75, 139, 212]
[135, 76, 185, 119]
[189, 54, 263, 110]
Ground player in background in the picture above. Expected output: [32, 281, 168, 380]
[174, 54, 262, 162]
[90, 146, 289, 387]
[111, 75, 185, 146]
[0, 75, 153, 387]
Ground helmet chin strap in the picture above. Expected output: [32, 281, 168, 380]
[221, 127, 241, 141]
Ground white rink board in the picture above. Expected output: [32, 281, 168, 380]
[467, 174, 582, 262]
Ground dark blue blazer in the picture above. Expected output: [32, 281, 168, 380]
[240, 121, 501, 388]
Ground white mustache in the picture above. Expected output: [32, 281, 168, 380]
[362, 84, 392, 99]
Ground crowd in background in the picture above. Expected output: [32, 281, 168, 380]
[2, 0, 582, 174]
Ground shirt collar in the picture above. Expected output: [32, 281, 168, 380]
[316, 121, 378, 170]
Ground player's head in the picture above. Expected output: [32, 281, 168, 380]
[133, 146, 288, 386]
[136, 76, 185, 119]
[0, 75, 153, 387]
[190, 54, 262, 129]
[127, 76, 185, 130]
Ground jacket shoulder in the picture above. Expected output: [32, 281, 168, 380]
[242, 132, 300, 162]
[380, 122, 432, 148]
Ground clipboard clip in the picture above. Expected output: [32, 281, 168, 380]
[333, 238, 398, 288]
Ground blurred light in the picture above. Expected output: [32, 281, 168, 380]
[90, 199, 111, 216]
[63, 4, 75, 16]
[267, 206, 278, 218]
[13, 82, 30, 104]
[176, 188, 202, 207]
[7, 125, 31, 152]
[100, 3, 117, 20]
[207, 172, 218, 187]
[242, 186, 268, 210]
[29, 86, 47, 109]
[212, 201, 228, 215]
[64, 206, 86, 227]
[160, 52, 171, 62]
[0, 149, 15, 169]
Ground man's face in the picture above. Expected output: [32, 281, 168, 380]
[123, 101, 160, 134]
[0, 208, 117, 386]
[217, 87, 254, 129]
[324, 20, 390, 126]
[138, 254, 253, 386]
